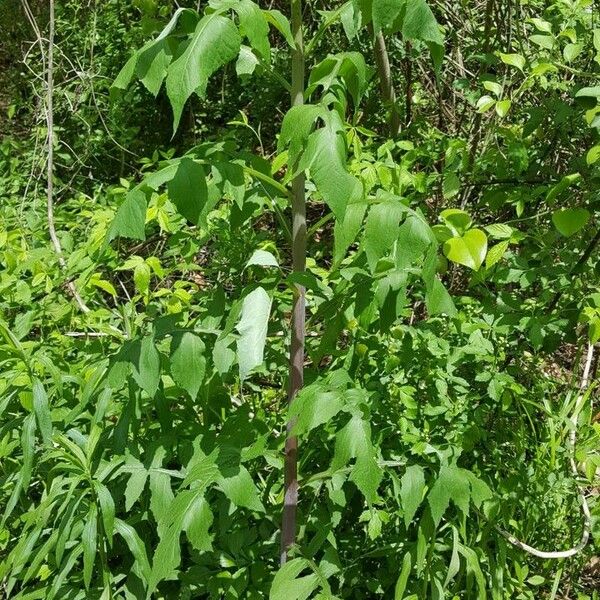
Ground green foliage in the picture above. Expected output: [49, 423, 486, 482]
[1, 0, 600, 598]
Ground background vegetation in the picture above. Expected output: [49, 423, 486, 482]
[0, 0, 599, 598]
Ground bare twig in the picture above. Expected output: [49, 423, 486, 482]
[21, 0, 90, 314]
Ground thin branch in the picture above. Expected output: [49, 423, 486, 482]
[21, 0, 90, 314]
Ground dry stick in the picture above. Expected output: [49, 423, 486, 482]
[22, 0, 90, 313]
[494, 342, 595, 559]
[281, 0, 306, 565]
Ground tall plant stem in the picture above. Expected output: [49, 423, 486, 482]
[281, 0, 306, 565]
[371, 28, 400, 137]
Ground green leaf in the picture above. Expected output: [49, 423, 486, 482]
[545, 173, 581, 204]
[115, 519, 152, 583]
[334, 202, 367, 264]
[364, 200, 406, 270]
[575, 86, 600, 98]
[96, 483, 116, 545]
[167, 158, 208, 225]
[131, 336, 161, 397]
[440, 208, 472, 234]
[236, 45, 259, 76]
[183, 495, 213, 551]
[586, 145, 600, 165]
[246, 249, 279, 268]
[552, 208, 590, 237]
[443, 229, 487, 270]
[166, 14, 241, 131]
[270, 558, 319, 600]
[476, 95, 495, 113]
[235, 0, 270, 60]
[264, 9, 295, 48]
[495, 99, 511, 118]
[400, 465, 425, 528]
[401, 0, 444, 48]
[109, 189, 147, 241]
[170, 332, 206, 399]
[332, 413, 382, 503]
[297, 112, 362, 220]
[307, 52, 368, 107]
[218, 465, 265, 512]
[442, 172, 460, 199]
[278, 104, 327, 164]
[498, 52, 526, 71]
[394, 552, 412, 600]
[82, 505, 97, 589]
[485, 240, 510, 268]
[32, 378, 52, 446]
[427, 466, 470, 527]
[236, 287, 272, 381]
[290, 385, 346, 435]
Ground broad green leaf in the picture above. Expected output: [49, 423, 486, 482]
[167, 158, 208, 225]
[495, 99, 511, 118]
[109, 189, 147, 241]
[236, 45, 259, 76]
[183, 495, 213, 551]
[334, 202, 367, 264]
[131, 336, 161, 397]
[443, 229, 487, 270]
[442, 172, 460, 199]
[166, 14, 241, 131]
[235, 0, 270, 60]
[476, 95, 495, 113]
[498, 52, 525, 71]
[82, 505, 97, 589]
[236, 287, 272, 381]
[427, 466, 470, 527]
[278, 104, 327, 163]
[422, 245, 456, 316]
[296, 112, 362, 219]
[402, 0, 444, 48]
[32, 378, 52, 446]
[552, 208, 590, 237]
[586, 145, 600, 165]
[575, 86, 600, 98]
[264, 9, 295, 48]
[440, 208, 472, 234]
[484, 223, 513, 239]
[564, 43, 582, 63]
[307, 52, 368, 107]
[364, 200, 406, 270]
[170, 332, 206, 399]
[290, 386, 345, 434]
[485, 240, 509, 268]
[270, 558, 319, 600]
[218, 465, 264, 512]
[246, 249, 279, 268]
[400, 465, 425, 528]
[483, 80, 502, 97]
[332, 413, 382, 502]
